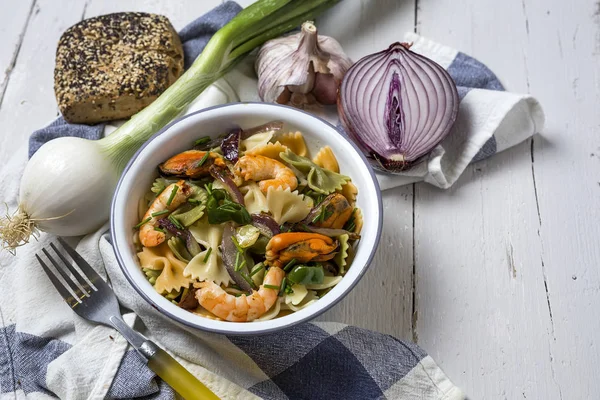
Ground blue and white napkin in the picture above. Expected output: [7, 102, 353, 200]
[1, 1, 546, 398]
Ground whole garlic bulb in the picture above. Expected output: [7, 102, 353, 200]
[255, 21, 353, 108]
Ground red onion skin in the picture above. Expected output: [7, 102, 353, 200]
[209, 164, 245, 205]
[157, 218, 197, 255]
[251, 213, 280, 238]
[337, 42, 459, 172]
[221, 223, 253, 293]
[241, 121, 284, 140]
[221, 128, 242, 163]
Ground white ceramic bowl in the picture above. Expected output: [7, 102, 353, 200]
[111, 103, 383, 335]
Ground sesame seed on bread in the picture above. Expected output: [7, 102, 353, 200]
[54, 12, 184, 124]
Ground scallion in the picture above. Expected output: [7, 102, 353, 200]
[134, 217, 151, 229]
[151, 210, 170, 217]
[168, 214, 184, 230]
[264, 284, 280, 290]
[166, 185, 179, 206]
[284, 258, 297, 272]
[278, 277, 287, 297]
[240, 272, 257, 289]
[234, 251, 241, 271]
[194, 136, 211, 146]
[154, 227, 166, 234]
[250, 263, 264, 277]
[203, 247, 213, 263]
[195, 152, 210, 168]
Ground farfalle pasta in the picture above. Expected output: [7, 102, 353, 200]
[275, 131, 307, 156]
[313, 146, 340, 173]
[133, 122, 362, 322]
[265, 187, 313, 224]
[240, 182, 269, 214]
[244, 141, 288, 161]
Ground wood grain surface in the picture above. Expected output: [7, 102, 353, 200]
[0, 0, 598, 398]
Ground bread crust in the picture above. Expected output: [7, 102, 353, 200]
[54, 12, 184, 124]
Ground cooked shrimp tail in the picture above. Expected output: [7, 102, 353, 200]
[195, 267, 285, 321]
[139, 180, 192, 247]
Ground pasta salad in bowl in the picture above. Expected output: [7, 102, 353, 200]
[111, 103, 382, 334]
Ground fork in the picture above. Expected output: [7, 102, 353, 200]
[35, 238, 220, 400]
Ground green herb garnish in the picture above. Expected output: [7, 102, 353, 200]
[278, 277, 287, 296]
[195, 151, 210, 168]
[168, 214, 184, 230]
[283, 258, 297, 272]
[234, 251, 241, 271]
[343, 208, 357, 231]
[154, 227, 166, 234]
[134, 217, 151, 229]
[151, 210, 170, 217]
[203, 247, 212, 263]
[264, 284, 280, 290]
[250, 263, 264, 277]
[166, 185, 179, 206]
[194, 136, 211, 146]
[240, 272, 257, 289]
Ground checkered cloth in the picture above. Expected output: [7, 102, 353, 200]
[1, 1, 547, 398]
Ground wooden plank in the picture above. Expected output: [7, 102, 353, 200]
[0, 0, 86, 169]
[84, 0, 218, 31]
[524, 0, 600, 397]
[0, 0, 35, 108]
[413, 0, 558, 398]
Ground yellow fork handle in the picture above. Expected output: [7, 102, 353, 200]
[145, 344, 220, 400]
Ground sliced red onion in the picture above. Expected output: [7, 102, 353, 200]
[208, 164, 245, 205]
[251, 213, 280, 238]
[241, 121, 284, 140]
[221, 223, 253, 293]
[221, 128, 242, 163]
[157, 218, 200, 256]
[338, 42, 459, 172]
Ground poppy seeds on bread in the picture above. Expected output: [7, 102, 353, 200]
[54, 12, 184, 124]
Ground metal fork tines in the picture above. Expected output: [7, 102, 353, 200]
[35, 238, 122, 328]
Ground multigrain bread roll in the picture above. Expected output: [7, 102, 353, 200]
[54, 12, 184, 124]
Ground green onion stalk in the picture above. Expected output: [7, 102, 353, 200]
[1, 0, 340, 253]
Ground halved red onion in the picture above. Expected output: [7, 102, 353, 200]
[338, 42, 459, 172]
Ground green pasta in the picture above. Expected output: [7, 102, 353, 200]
[280, 149, 350, 195]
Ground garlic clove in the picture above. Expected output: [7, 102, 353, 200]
[287, 62, 316, 94]
[312, 72, 338, 105]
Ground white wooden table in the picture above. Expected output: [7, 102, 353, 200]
[1, 0, 598, 398]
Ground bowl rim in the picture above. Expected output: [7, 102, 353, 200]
[110, 102, 383, 335]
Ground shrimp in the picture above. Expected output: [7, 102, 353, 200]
[195, 267, 285, 322]
[139, 180, 192, 247]
[235, 155, 298, 193]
